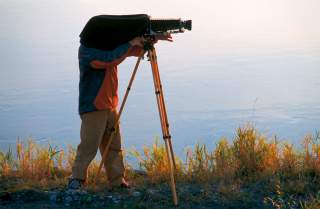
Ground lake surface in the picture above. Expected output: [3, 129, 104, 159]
[0, 0, 319, 157]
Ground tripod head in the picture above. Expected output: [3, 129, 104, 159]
[143, 39, 155, 51]
[142, 34, 167, 51]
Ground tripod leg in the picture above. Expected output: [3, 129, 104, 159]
[164, 138, 178, 205]
[148, 49, 178, 205]
[151, 49, 177, 170]
[94, 55, 143, 185]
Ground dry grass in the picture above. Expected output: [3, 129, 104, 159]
[1, 126, 320, 207]
[1, 126, 320, 183]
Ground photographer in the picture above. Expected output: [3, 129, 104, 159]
[68, 34, 172, 190]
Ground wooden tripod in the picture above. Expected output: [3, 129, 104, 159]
[94, 44, 178, 206]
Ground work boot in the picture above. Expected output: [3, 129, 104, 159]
[119, 179, 130, 188]
[108, 178, 130, 190]
[67, 178, 84, 190]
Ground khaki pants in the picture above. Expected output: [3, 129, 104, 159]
[72, 109, 125, 185]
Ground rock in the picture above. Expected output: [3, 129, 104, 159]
[112, 197, 119, 204]
[79, 190, 87, 195]
[147, 189, 156, 195]
[65, 189, 72, 195]
[71, 190, 78, 196]
[73, 194, 80, 201]
[147, 189, 160, 195]
[88, 196, 93, 202]
[50, 192, 58, 202]
[132, 191, 141, 197]
[64, 195, 73, 203]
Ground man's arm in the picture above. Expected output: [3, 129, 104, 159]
[86, 35, 172, 69]
[78, 43, 129, 69]
[87, 37, 145, 69]
[90, 45, 145, 69]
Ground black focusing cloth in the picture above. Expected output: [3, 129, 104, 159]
[80, 14, 150, 51]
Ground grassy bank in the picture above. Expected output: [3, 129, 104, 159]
[1, 126, 320, 208]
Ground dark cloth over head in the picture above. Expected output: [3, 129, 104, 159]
[80, 14, 150, 50]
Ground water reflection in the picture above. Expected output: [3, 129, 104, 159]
[0, 0, 319, 156]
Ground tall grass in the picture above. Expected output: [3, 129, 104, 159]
[0, 126, 319, 187]
[0, 140, 69, 184]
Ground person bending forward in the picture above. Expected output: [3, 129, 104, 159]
[69, 34, 172, 189]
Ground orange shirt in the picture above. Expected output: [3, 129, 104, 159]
[90, 46, 144, 110]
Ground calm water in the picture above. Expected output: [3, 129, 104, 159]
[1, 0, 319, 157]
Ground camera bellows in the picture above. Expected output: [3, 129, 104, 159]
[150, 19, 192, 33]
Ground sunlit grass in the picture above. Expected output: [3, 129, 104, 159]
[1, 126, 320, 183]
[1, 126, 320, 207]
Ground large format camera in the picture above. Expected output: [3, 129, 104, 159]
[80, 14, 192, 50]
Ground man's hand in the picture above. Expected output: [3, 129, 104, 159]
[129, 37, 145, 47]
[129, 33, 173, 48]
